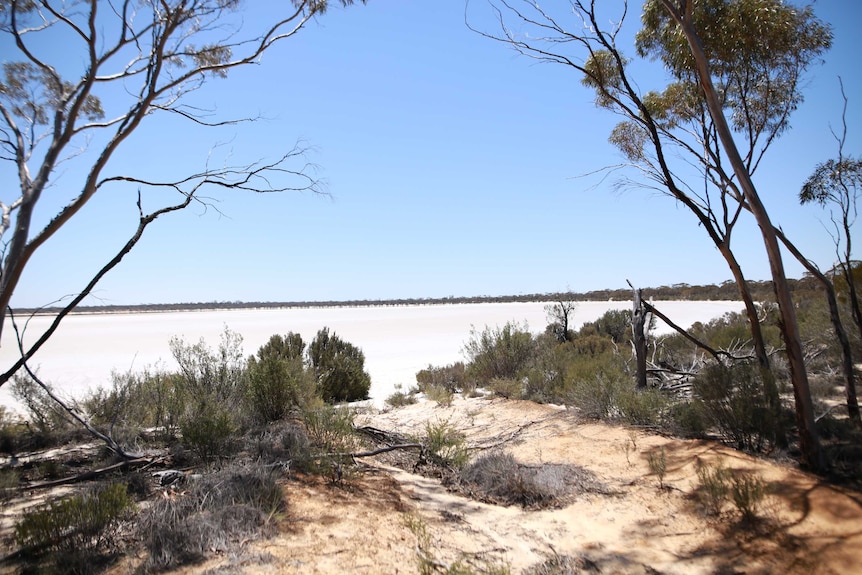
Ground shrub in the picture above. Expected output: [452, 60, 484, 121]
[694, 362, 777, 451]
[461, 451, 602, 508]
[463, 322, 536, 387]
[425, 383, 455, 406]
[84, 366, 186, 443]
[696, 459, 731, 516]
[523, 554, 600, 575]
[180, 402, 237, 465]
[138, 463, 284, 572]
[667, 399, 709, 438]
[303, 404, 357, 454]
[488, 378, 523, 399]
[385, 384, 419, 408]
[15, 483, 133, 560]
[646, 446, 667, 489]
[246, 338, 315, 423]
[309, 327, 372, 403]
[10, 372, 76, 437]
[416, 362, 467, 393]
[424, 420, 469, 469]
[730, 472, 766, 522]
[616, 387, 670, 427]
[559, 350, 629, 419]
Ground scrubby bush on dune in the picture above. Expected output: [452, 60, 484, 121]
[463, 321, 537, 388]
[137, 463, 284, 572]
[246, 333, 317, 423]
[309, 327, 372, 403]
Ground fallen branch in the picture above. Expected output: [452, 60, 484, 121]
[19, 456, 162, 491]
[321, 443, 423, 459]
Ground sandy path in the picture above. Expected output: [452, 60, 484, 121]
[156, 396, 861, 575]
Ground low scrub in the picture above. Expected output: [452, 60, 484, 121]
[15, 483, 134, 574]
[694, 458, 767, 522]
[460, 451, 603, 508]
[137, 463, 284, 572]
[424, 419, 469, 469]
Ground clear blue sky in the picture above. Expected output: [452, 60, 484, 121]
[6, 1, 862, 308]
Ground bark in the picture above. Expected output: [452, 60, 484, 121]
[775, 228, 861, 426]
[661, 0, 824, 470]
[632, 287, 649, 389]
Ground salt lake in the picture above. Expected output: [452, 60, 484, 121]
[0, 300, 744, 411]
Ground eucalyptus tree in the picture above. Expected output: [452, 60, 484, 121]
[797, 86, 862, 425]
[471, 0, 831, 469]
[0, 0, 365, 387]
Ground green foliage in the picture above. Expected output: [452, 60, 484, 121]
[694, 361, 778, 451]
[488, 378, 523, 399]
[416, 362, 466, 393]
[523, 554, 600, 575]
[170, 327, 246, 406]
[15, 483, 133, 556]
[180, 401, 237, 465]
[666, 399, 709, 438]
[425, 383, 455, 407]
[696, 459, 732, 516]
[646, 446, 667, 489]
[84, 366, 185, 445]
[246, 333, 315, 423]
[302, 404, 357, 454]
[169, 328, 247, 462]
[580, 308, 632, 343]
[694, 458, 766, 522]
[405, 513, 511, 575]
[730, 472, 766, 522]
[637, 0, 832, 136]
[385, 384, 419, 408]
[463, 322, 536, 387]
[558, 349, 629, 419]
[424, 419, 469, 469]
[309, 327, 371, 403]
[10, 372, 75, 436]
[616, 387, 670, 427]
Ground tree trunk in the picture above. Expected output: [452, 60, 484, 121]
[776, 229, 861, 426]
[663, 0, 825, 470]
[632, 287, 648, 389]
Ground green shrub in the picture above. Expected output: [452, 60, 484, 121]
[646, 446, 667, 489]
[309, 327, 372, 403]
[246, 335, 315, 423]
[463, 322, 536, 387]
[424, 419, 469, 469]
[523, 554, 600, 575]
[385, 384, 419, 408]
[488, 378, 523, 399]
[15, 483, 133, 555]
[416, 362, 467, 393]
[180, 402, 237, 465]
[696, 459, 731, 516]
[667, 399, 709, 438]
[730, 472, 766, 522]
[10, 372, 76, 437]
[303, 404, 356, 454]
[694, 362, 778, 451]
[425, 383, 455, 407]
[616, 387, 670, 427]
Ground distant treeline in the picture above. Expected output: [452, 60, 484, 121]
[17, 277, 824, 316]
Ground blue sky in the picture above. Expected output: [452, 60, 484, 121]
[6, 1, 862, 308]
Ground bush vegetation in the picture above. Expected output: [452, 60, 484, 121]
[15, 482, 134, 574]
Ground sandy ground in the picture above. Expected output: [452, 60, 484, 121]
[140, 396, 862, 575]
